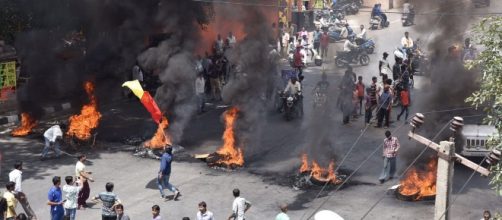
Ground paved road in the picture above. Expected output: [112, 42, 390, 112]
[1, 2, 501, 220]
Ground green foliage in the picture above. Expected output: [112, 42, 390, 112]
[466, 16, 502, 196]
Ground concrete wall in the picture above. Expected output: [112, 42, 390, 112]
[364, 0, 405, 9]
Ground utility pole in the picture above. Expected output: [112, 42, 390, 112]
[434, 141, 455, 220]
[407, 114, 497, 220]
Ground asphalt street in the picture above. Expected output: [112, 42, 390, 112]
[1, 2, 501, 220]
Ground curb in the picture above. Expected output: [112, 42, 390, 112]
[0, 102, 72, 126]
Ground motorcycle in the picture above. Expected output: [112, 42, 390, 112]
[328, 26, 355, 42]
[355, 37, 375, 54]
[401, 11, 415, 26]
[473, 0, 490, 7]
[278, 91, 301, 121]
[335, 47, 370, 67]
[369, 16, 389, 30]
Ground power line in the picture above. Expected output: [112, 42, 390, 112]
[191, 0, 502, 16]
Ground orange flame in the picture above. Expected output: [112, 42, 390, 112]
[215, 107, 244, 167]
[300, 154, 341, 184]
[11, 113, 37, 136]
[144, 116, 172, 149]
[399, 158, 438, 200]
[66, 81, 102, 141]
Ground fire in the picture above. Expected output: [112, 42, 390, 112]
[66, 81, 102, 141]
[144, 116, 172, 149]
[398, 158, 438, 200]
[215, 107, 244, 167]
[300, 154, 341, 184]
[11, 113, 37, 136]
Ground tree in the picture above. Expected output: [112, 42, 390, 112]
[466, 16, 502, 195]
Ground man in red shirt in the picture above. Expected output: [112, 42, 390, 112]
[355, 76, 365, 115]
[293, 45, 304, 79]
[397, 87, 410, 122]
[320, 31, 330, 58]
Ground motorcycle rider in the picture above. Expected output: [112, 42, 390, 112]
[371, 4, 387, 28]
[401, 32, 414, 57]
[358, 25, 367, 40]
[343, 36, 358, 63]
[283, 77, 303, 116]
[313, 72, 330, 93]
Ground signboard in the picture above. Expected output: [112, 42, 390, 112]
[0, 61, 16, 100]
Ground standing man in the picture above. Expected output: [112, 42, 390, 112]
[76, 154, 94, 210]
[379, 131, 400, 183]
[355, 76, 365, 115]
[4, 182, 18, 220]
[376, 86, 392, 128]
[379, 52, 391, 79]
[228, 188, 251, 220]
[158, 147, 181, 201]
[195, 73, 206, 114]
[275, 204, 290, 220]
[227, 32, 236, 49]
[63, 176, 82, 220]
[41, 124, 64, 160]
[92, 182, 121, 220]
[47, 176, 64, 220]
[320, 30, 329, 58]
[115, 204, 130, 220]
[313, 29, 321, 54]
[196, 201, 214, 220]
[281, 31, 290, 58]
[397, 87, 410, 122]
[8, 161, 37, 219]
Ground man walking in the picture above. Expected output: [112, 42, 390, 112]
[228, 188, 251, 220]
[196, 201, 214, 220]
[47, 176, 64, 220]
[158, 147, 181, 201]
[195, 73, 206, 113]
[397, 87, 410, 123]
[379, 131, 400, 183]
[63, 176, 82, 220]
[355, 76, 365, 115]
[41, 124, 64, 160]
[320, 30, 329, 58]
[92, 182, 121, 220]
[76, 154, 94, 210]
[4, 182, 18, 220]
[376, 86, 392, 128]
[313, 29, 321, 54]
[8, 161, 37, 219]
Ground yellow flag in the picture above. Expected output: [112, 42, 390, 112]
[122, 80, 144, 99]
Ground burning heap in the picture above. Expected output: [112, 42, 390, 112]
[300, 154, 342, 185]
[11, 113, 37, 136]
[398, 158, 437, 201]
[66, 81, 102, 141]
[144, 116, 172, 149]
[209, 107, 244, 168]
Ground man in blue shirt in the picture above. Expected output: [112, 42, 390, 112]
[47, 176, 64, 220]
[158, 146, 181, 200]
[376, 86, 392, 128]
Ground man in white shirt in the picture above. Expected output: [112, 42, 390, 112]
[9, 161, 37, 219]
[281, 31, 290, 57]
[284, 77, 301, 95]
[76, 154, 94, 209]
[343, 37, 358, 62]
[41, 124, 64, 159]
[63, 176, 83, 220]
[401, 32, 414, 49]
[197, 201, 214, 220]
[358, 25, 367, 40]
[228, 189, 251, 220]
[227, 32, 236, 48]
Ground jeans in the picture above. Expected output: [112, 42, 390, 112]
[51, 208, 64, 220]
[157, 174, 178, 197]
[397, 105, 409, 121]
[379, 157, 397, 181]
[42, 138, 61, 157]
[377, 108, 390, 127]
[65, 208, 76, 220]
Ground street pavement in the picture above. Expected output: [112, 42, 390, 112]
[1, 2, 501, 220]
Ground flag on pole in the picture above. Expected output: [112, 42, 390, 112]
[122, 80, 162, 124]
